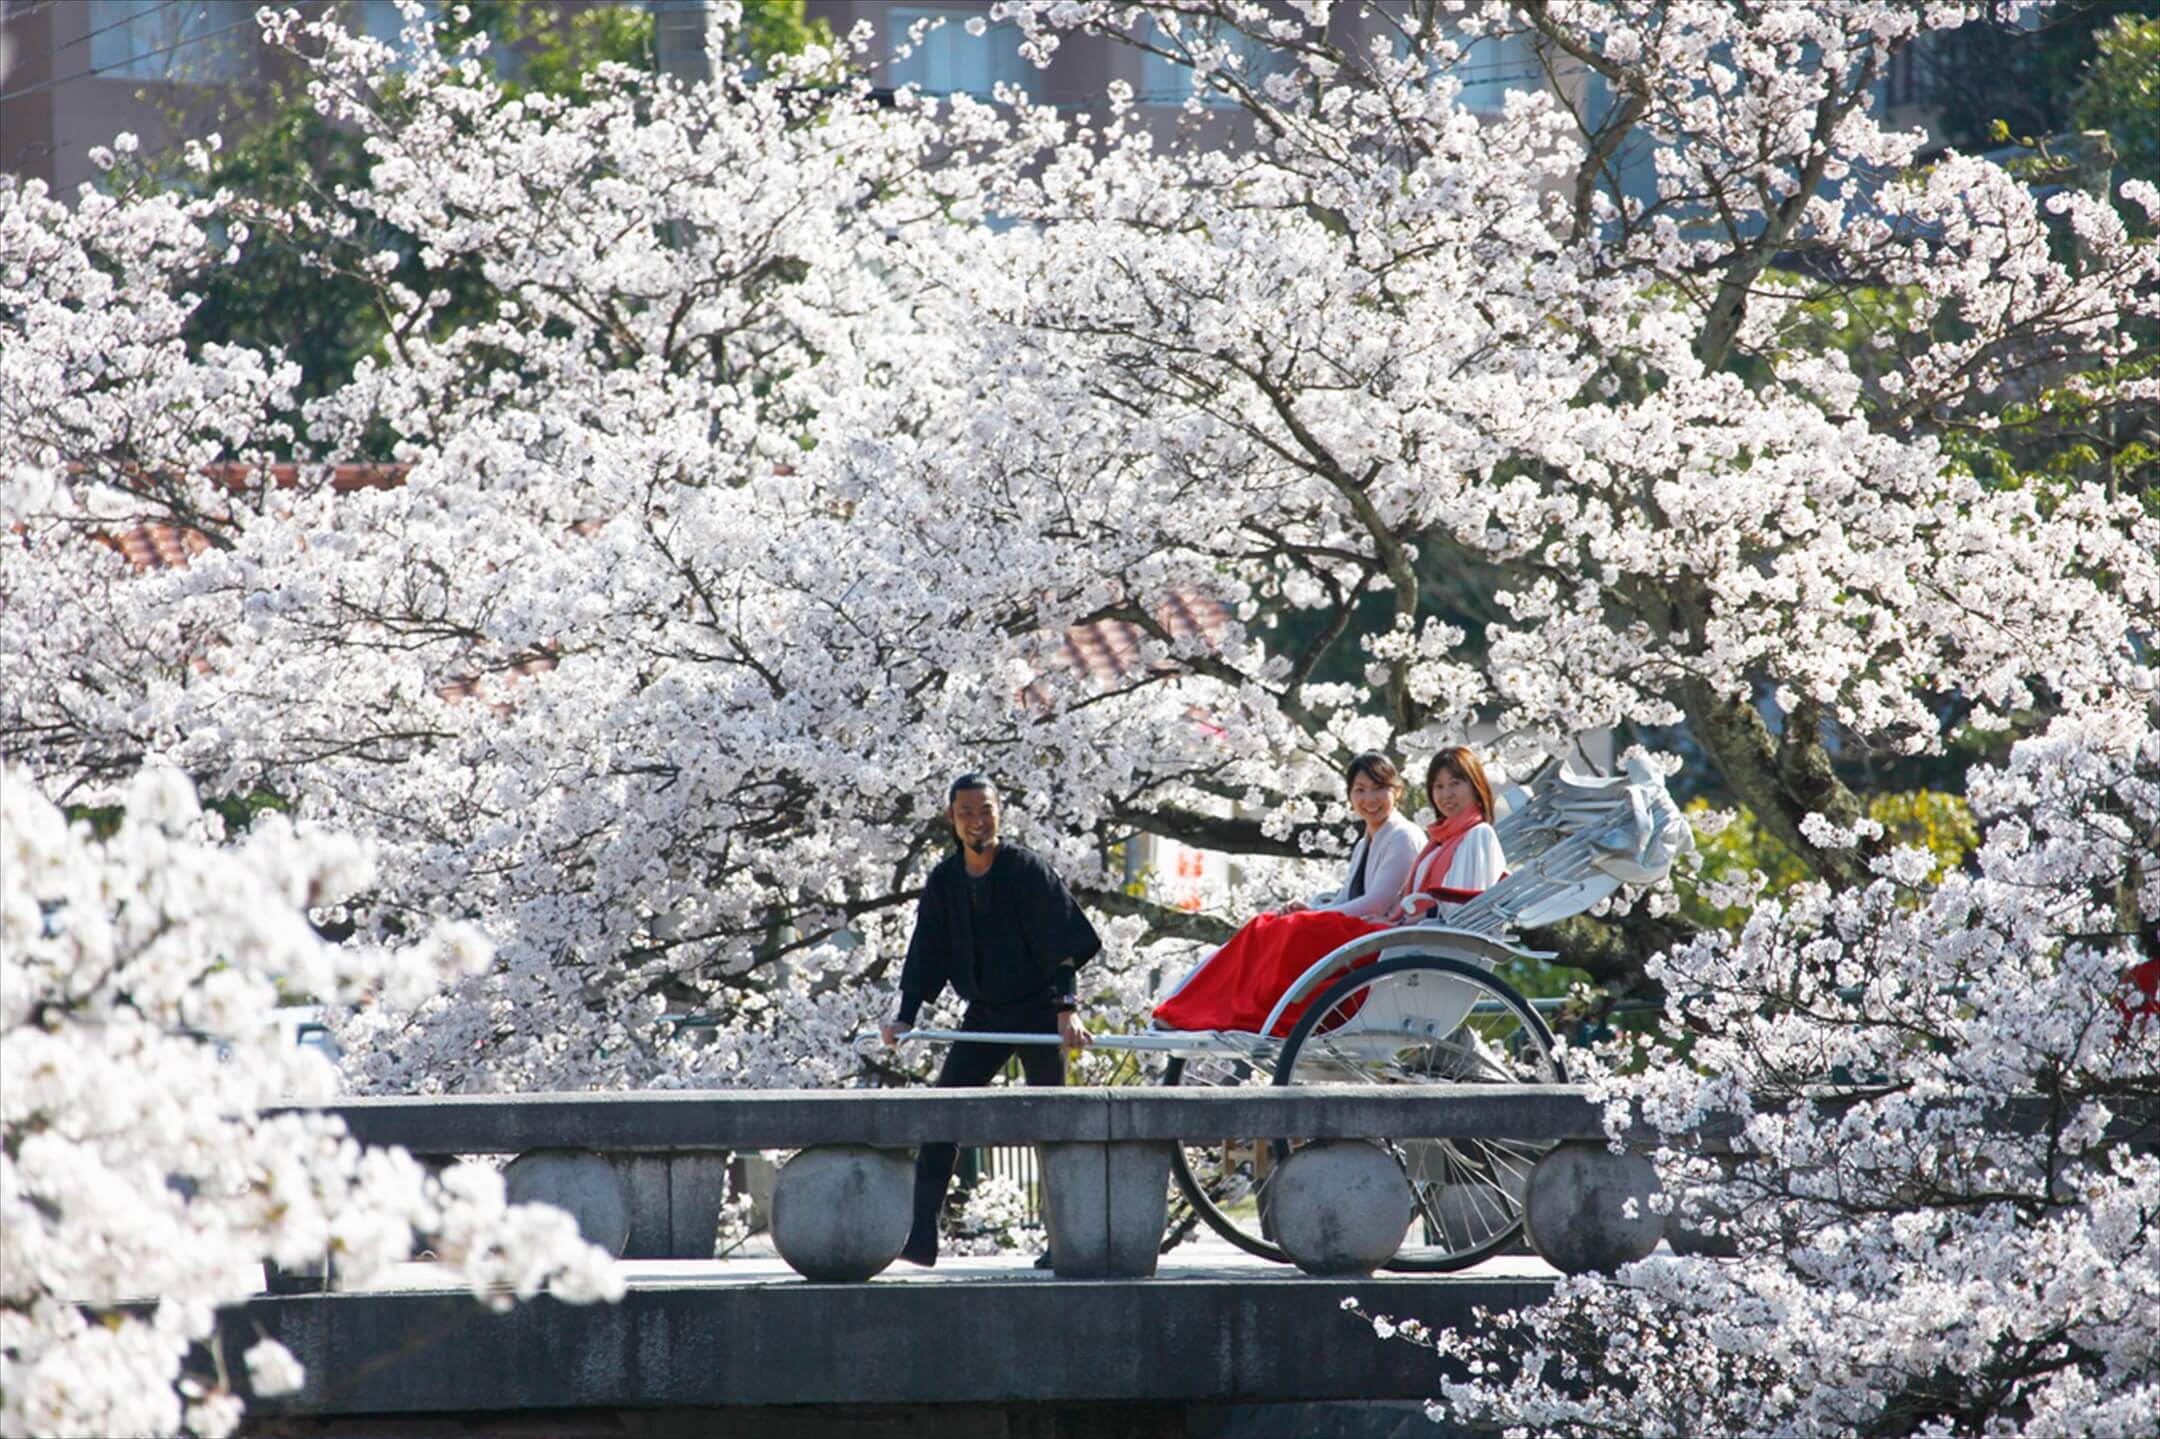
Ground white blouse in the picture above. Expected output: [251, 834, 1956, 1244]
[1314, 811, 1425, 921]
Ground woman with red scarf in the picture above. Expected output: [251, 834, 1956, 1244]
[1154, 747, 1506, 1035]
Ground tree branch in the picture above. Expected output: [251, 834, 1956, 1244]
[1678, 678, 1876, 891]
[1073, 883, 1237, 945]
[1110, 802, 1333, 860]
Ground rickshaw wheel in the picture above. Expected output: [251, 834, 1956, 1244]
[1274, 952, 1562, 1273]
[1163, 1050, 1293, 1264]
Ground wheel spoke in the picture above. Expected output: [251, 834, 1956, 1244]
[1274, 952, 1562, 1272]
[1165, 1051, 1291, 1263]
[1388, 1140, 1457, 1241]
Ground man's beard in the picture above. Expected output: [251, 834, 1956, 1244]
[965, 835, 995, 855]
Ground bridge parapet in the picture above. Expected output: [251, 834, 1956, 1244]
[323, 1083, 1653, 1150]
[282, 1086, 2151, 1284]
[288, 1085, 1726, 1283]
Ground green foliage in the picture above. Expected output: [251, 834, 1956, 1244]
[2074, 11, 2160, 185]
[63, 803, 126, 841]
[445, 2, 654, 102]
[738, 0, 835, 74]
[1503, 953, 1585, 1003]
[1677, 803, 1813, 933]
[1776, 280, 1931, 413]
[1921, 1, 2150, 156]
[1950, 351, 2160, 509]
[1861, 790, 1983, 882]
[442, 0, 831, 90]
[204, 788, 292, 835]
[63, 789, 287, 841]
[181, 91, 390, 427]
[1675, 790, 1980, 931]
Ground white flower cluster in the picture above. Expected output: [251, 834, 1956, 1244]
[944, 1174, 1037, 1257]
[0, 768, 622, 1437]
[961, 6, 2156, 1431]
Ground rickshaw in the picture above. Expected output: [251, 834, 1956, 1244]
[904, 756, 1694, 1271]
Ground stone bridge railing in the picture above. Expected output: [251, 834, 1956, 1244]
[296, 1084, 1712, 1284]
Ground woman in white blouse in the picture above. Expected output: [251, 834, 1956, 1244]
[1387, 747, 1506, 921]
[1277, 751, 1424, 921]
[1155, 747, 1507, 1034]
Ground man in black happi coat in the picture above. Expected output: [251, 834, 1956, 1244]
[881, 773, 1100, 1266]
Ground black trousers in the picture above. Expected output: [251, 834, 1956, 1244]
[906, 997, 1065, 1258]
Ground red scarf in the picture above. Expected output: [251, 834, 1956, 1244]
[1402, 807, 1485, 900]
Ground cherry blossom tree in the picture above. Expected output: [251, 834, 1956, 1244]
[0, 763, 623, 1438]
[4, 1, 1277, 1095]
[990, 0, 2158, 943]
[3, 0, 2155, 1081]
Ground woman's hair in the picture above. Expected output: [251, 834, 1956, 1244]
[1343, 751, 1403, 800]
[1424, 747, 1496, 823]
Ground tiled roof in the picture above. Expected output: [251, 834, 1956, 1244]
[198, 462, 406, 493]
[100, 523, 210, 571]
[1052, 590, 1231, 689]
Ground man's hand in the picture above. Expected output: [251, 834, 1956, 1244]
[1277, 899, 1309, 915]
[1057, 1009, 1090, 1050]
[880, 1019, 912, 1047]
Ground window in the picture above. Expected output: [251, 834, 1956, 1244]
[86, 0, 251, 84]
[1449, 28, 1539, 114]
[887, 5, 1035, 101]
[1138, 15, 1297, 109]
[1370, 10, 1545, 115]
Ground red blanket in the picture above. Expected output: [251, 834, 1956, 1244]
[1153, 909, 1384, 1036]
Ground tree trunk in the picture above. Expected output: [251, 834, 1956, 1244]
[1679, 679, 1877, 892]
[1521, 909, 1697, 998]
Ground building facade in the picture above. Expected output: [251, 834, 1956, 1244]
[2, 0, 367, 195]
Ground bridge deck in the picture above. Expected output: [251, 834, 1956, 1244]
[231, 1239, 1561, 1416]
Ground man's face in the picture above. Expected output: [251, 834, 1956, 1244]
[950, 787, 1000, 854]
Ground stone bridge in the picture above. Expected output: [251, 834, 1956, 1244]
[232, 1086, 2136, 1436]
